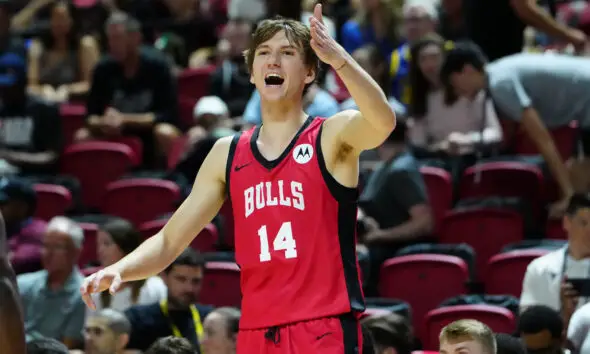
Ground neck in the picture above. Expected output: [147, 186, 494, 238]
[123, 52, 139, 77]
[260, 97, 306, 127]
[167, 296, 190, 311]
[47, 269, 71, 290]
[53, 37, 69, 51]
[569, 241, 590, 260]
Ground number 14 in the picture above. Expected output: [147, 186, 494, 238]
[258, 222, 298, 262]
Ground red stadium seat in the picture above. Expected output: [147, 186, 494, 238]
[439, 209, 524, 279]
[33, 184, 72, 220]
[78, 222, 99, 267]
[546, 219, 567, 240]
[178, 66, 216, 101]
[81, 266, 102, 277]
[485, 249, 550, 297]
[218, 201, 235, 249]
[459, 162, 544, 212]
[378, 254, 469, 342]
[420, 166, 453, 232]
[102, 178, 180, 226]
[178, 96, 198, 129]
[199, 261, 241, 307]
[59, 103, 86, 148]
[425, 305, 516, 350]
[107, 136, 143, 167]
[515, 121, 578, 160]
[139, 219, 219, 253]
[61, 142, 134, 208]
[168, 135, 189, 170]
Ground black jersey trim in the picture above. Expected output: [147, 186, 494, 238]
[225, 132, 242, 199]
[316, 122, 358, 202]
[339, 313, 362, 354]
[338, 202, 365, 313]
[250, 116, 313, 170]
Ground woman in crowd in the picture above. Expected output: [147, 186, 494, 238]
[201, 307, 241, 354]
[27, 1, 99, 102]
[90, 218, 167, 314]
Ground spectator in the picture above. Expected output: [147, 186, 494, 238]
[18, 216, 85, 348]
[201, 307, 240, 354]
[0, 0, 26, 57]
[0, 52, 62, 176]
[567, 301, 590, 354]
[227, 0, 265, 23]
[440, 42, 590, 217]
[3, 178, 47, 274]
[407, 35, 501, 175]
[389, 0, 438, 104]
[520, 193, 590, 326]
[26, 337, 69, 354]
[185, 96, 235, 149]
[340, 44, 406, 117]
[495, 333, 526, 354]
[243, 86, 340, 127]
[209, 18, 255, 117]
[437, 0, 466, 41]
[340, 0, 401, 56]
[125, 248, 212, 352]
[359, 120, 433, 295]
[519, 305, 566, 354]
[361, 313, 413, 354]
[89, 218, 167, 314]
[82, 309, 131, 354]
[439, 319, 496, 354]
[27, 1, 99, 102]
[145, 336, 197, 354]
[78, 12, 180, 167]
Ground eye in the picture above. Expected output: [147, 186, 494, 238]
[283, 50, 295, 56]
[257, 50, 269, 56]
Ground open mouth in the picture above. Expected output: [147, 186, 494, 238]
[264, 73, 285, 86]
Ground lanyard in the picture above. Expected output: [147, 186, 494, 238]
[159, 300, 204, 344]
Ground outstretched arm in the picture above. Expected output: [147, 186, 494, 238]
[309, 4, 396, 153]
[0, 213, 26, 354]
[82, 136, 231, 308]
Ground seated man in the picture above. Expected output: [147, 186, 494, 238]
[18, 217, 85, 348]
[519, 305, 567, 354]
[361, 313, 413, 354]
[80, 309, 131, 354]
[146, 337, 197, 354]
[439, 319, 496, 354]
[77, 12, 180, 168]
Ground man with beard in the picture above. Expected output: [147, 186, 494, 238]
[124, 248, 212, 353]
[0, 210, 26, 353]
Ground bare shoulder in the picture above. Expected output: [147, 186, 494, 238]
[321, 109, 362, 156]
[322, 109, 362, 135]
[202, 135, 234, 183]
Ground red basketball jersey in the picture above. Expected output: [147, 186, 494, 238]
[227, 116, 365, 329]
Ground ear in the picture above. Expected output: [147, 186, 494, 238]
[563, 214, 571, 233]
[304, 67, 316, 85]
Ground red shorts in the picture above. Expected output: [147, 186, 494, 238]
[236, 314, 363, 354]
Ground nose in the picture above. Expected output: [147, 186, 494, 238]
[267, 51, 281, 67]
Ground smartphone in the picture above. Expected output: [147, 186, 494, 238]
[568, 278, 590, 296]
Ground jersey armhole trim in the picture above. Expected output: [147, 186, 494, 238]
[225, 132, 242, 199]
[316, 122, 359, 203]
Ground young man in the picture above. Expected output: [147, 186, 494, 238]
[440, 41, 590, 217]
[439, 319, 496, 354]
[0, 211, 26, 354]
[80, 4, 396, 354]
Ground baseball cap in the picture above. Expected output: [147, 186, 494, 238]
[0, 177, 37, 207]
[0, 52, 26, 87]
[193, 96, 229, 120]
[72, 0, 98, 8]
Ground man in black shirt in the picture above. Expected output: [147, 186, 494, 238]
[0, 52, 61, 175]
[77, 12, 180, 167]
[125, 248, 212, 353]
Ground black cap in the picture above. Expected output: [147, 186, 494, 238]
[0, 177, 37, 208]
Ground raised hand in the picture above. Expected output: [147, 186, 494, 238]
[309, 4, 346, 70]
[79, 268, 123, 310]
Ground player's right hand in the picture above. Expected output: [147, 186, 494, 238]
[79, 268, 123, 310]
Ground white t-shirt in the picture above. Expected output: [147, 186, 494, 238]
[520, 247, 590, 312]
[568, 303, 590, 354]
[87, 276, 167, 315]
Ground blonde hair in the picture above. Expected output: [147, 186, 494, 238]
[439, 319, 496, 354]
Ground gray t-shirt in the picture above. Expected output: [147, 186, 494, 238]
[487, 53, 590, 128]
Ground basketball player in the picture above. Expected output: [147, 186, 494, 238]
[0, 211, 26, 354]
[80, 4, 396, 353]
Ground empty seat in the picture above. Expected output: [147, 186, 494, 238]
[107, 136, 143, 167]
[486, 249, 550, 297]
[61, 142, 134, 209]
[81, 266, 102, 277]
[139, 219, 219, 253]
[102, 178, 180, 226]
[546, 219, 567, 240]
[178, 66, 215, 100]
[59, 103, 86, 147]
[425, 305, 515, 350]
[199, 261, 241, 307]
[78, 222, 99, 267]
[168, 135, 189, 170]
[420, 166, 453, 231]
[515, 121, 577, 160]
[33, 184, 72, 220]
[439, 209, 524, 279]
[378, 254, 469, 342]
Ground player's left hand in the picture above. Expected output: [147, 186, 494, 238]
[309, 4, 346, 70]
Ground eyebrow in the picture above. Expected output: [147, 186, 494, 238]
[256, 44, 298, 51]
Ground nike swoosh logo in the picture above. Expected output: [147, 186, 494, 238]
[316, 332, 333, 340]
[234, 163, 251, 172]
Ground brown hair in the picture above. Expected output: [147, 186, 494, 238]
[243, 16, 319, 89]
[439, 319, 496, 354]
[99, 218, 145, 307]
